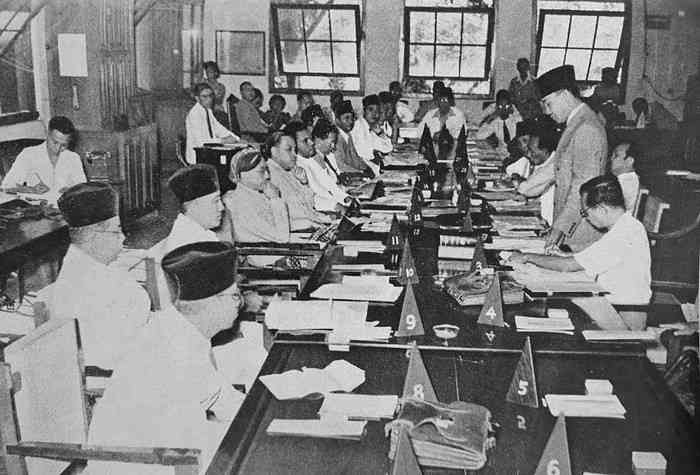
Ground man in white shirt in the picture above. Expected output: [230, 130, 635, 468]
[416, 87, 467, 160]
[509, 174, 651, 308]
[185, 83, 241, 164]
[504, 119, 536, 179]
[389, 81, 415, 124]
[50, 183, 149, 370]
[350, 94, 393, 175]
[476, 89, 522, 155]
[88, 241, 246, 475]
[610, 142, 640, 212]
[516, 120, 561, 225]
[332, 100, 371, 174]
[1, 116, 86, 198]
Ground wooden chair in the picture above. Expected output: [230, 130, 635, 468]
[0, 319, 200, 475]
[174, 134, 189, 167]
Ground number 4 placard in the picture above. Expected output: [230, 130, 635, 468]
[476, 272, 504, 327]
[534, 415, 571, 475]
[506, 336, 539, 408]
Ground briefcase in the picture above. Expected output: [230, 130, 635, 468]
[386, 398, 495, 470]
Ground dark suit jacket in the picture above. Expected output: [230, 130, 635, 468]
[334, 131, 369, 173]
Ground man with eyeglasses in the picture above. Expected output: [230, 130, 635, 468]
[535, 65, 608, 252]
[88, 241, 246, 475]
[186, 83, 241, 164]
[48, 182, 150, 370]
[509, 174, 651, 312]
[476, 89, 522, 155]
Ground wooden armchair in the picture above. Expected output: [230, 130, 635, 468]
[0, 319, 200, 475]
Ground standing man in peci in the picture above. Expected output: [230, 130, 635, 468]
[536, 65, 608, 252]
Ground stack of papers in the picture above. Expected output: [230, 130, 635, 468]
[327, 322, 393, 347]
[491, 215, 545, 231]
[264, 300, 368, 332]
[332, 263, 388, 273]
[338, 240, 385, 257]
[582, 330, 657, 341]
[486, 237, 546, 253]
[544, 394, 626, 418]
[266, 419, 366, 440]
[515, 315, 575, 334]
[318, 394, 398, 420]
[259, 359, 365, 400]
[311, 276, 403, 303]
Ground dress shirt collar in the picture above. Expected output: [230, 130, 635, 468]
[430, 107, 456, 120]
[566, 102, 586, 126]
[514, 72, 533, 85]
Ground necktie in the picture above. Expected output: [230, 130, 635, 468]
[324, 157, 341, 183]
[502, 120, 511, 144]
[205, 108, 213, 138]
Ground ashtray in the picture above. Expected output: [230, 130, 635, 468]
[432, 324, 460, 340]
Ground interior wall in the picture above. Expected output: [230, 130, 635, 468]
[135, 11, 153, 90]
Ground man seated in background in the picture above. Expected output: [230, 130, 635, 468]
[293, 92, 315, 120]
[1, 116, 86, 198]
[417, 87, 467, 160]
[351, 94, 394, 175]
[632, 97, 651, 129]
[88, 241, 247, 475]
[379, 91, 399, 144]
[301, 104, 325, 132]
[389, 80, 415, 124]
[262, 94, 291, 131]
[504, 119, 536, 179]
[234, 81, 269, 138]
[515, 119, 560, 225]
[333, 100, 371, 174]
[264, 131, 332, 230]
[50, 183, 150, 370]
[323, 90, 344, 123]
[162, 164, 229, 253]
[476, 89, 522, 155]
[186, 83, 240, 164]
[414, 80, 445, 122]
[609, 141, 641, 212]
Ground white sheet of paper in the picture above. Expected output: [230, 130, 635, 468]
[57, 34, 88, 77]
[311, 276, 401, 303]
[319, 394, 398, 420]
[545, 394, 626, 418]
[265, 300, 368, 331]
[259, 360, 365, 399]
[582, 330, 657, 341]
[266, 419, 366, 439]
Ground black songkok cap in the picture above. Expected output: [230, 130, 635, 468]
[167, 164, 219, 204]
[336, 100, 354, 116]
[58, 182, 117, 227]
[535, 65, 576, 98]
[362, 94, 380, 108]
[515, 119, 536, 138]
[161, 241, 237, 301]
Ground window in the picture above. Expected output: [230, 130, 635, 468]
[182, 2, 204, 89]
[0, 9, 36, 120]
[535, 1, 630, 91]
[402, 0, 494, 97]
[270, 2, 362, 94]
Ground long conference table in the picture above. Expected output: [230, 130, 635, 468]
[208, 143, 698, 474]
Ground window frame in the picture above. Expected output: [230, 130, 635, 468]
[535, 8, 631, 101]
[0, 8, 37, 125]
[269, 3, 364, 95]
[402, 6, 495, 83]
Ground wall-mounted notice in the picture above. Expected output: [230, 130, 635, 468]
[58, 33, 88, 77]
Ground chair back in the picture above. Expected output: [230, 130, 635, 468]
[227, 95, 241, 135]
[175, 134, 189, 167]
[2, 319, 87, 475]
[633, 188, 648, 221]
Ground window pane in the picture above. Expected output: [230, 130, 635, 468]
[435, 45, 460, 76]
[564, 48, 592, 79]
[450, 79, 490, 95]
[330, 9, 356, 41]
[306, 42, 332, 73]
[436, 12, 461, 44]
[332, 42, 358, 74]
[409, 44, 435, 76]
[462, 13, 489, 44]
[280, 40, 308, 72]
[589, 50, 618, 80]
[409, 11, 435, 43]
[0, 31, 15, 50]
[306, 10, 330, 41]
[595, 16, 623, 48]
[460, 46, 486, 78]
[568, 15, 596, 48]
[541, 14, 570, 47]
[0, 11, 29, 30]
[538, 48, 566, 73]
[277, 8, 304, 40]
[297, 75, 360, 91]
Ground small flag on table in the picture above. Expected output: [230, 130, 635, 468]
[476, 272, 504, 327]
[506, 336, 539, 408]
[534, 415, 571, 475]
[402, 342, 437, 402]
[391, 428, 422, 475]
[469, 237, 488, 273]
[396, 284, 424, 337]
[398, 239, 420, 285]
[385, 214, 402, 249]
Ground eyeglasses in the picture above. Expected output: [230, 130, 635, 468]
[579, 205, 597, 218]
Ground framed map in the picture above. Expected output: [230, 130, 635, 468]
[216, 30, 265, 75]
